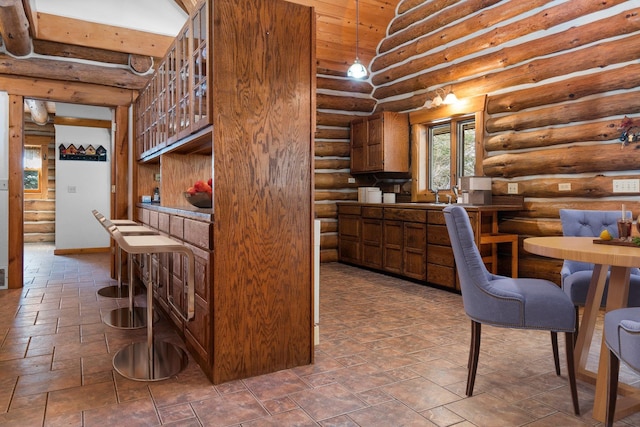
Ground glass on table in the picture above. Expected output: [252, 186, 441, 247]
[618, 218, 633, 241]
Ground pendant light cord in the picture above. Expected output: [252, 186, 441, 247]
[355, 0, 360, 60]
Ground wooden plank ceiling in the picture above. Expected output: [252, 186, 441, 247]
[0, 0, 399, 95]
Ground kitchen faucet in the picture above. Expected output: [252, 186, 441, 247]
[434, 188, 440, 204]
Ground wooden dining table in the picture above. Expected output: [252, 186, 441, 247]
[524, 236, 640, 422]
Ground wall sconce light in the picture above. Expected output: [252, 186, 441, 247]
[347, 0, 368, 79]
[428, 87, 458, 108]
[444, 89, 459, 104]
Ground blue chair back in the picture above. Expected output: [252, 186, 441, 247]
[560, 209, 638, 275]
[605, 308, 640, 372]
[443, 205, 512, 323]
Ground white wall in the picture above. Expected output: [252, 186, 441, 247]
[54, 103, 112, 250]
[0, 92, 8, 288]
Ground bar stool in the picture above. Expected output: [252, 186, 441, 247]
[110, 229, 195, 381]
[92, 210, 141, 299]
[104, 223, 160, 330]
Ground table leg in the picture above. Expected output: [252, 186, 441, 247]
[592, 266, 631, 422]
[574, 264, 609, 372]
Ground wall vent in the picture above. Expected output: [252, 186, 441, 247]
[0, 268, 6, 289]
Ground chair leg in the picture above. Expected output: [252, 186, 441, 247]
[606, 349, 620, 427]
[565, 332, 580, 416]
[551, 331, 560, 375]
[573, 306, 580, 347]
[467, 320, 481, 396]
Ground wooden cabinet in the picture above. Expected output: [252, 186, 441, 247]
[384, 208, 427, 280]
[426, 210, 461, 289]
[135, 0, 211, 159]
[361, 207, 383, 269]
[138, 206, 214, 371]
[338, 204, 362, 264]
[337, 203, 520, 290]
[133, 0, 315, 385]
[350, 112, 409, 174]
[339, 204, 427, 281]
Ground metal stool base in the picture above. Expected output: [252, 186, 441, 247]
[113, 340, 188, 381]
[103, 307, 148, 329]
[97, 284, 130, 299]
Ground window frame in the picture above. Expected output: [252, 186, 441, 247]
[409, 95, 486, 203]
[23, 144, 44, 194]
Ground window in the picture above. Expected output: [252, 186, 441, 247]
[428, 117, 476, 190]
[24, 145, 43, 193]
[408, 95, 485, 202]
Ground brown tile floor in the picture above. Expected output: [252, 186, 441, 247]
[1, 244, 640, 426]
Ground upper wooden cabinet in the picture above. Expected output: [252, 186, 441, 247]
[136, 0, 211, 159]
[350, 111, 409, 174]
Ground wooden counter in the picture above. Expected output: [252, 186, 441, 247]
[337, 202, 523, 290]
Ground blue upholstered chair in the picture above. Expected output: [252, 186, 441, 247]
[559, 209, 640, 332]
[443, 205, 579, 415]
[604, 307, 640, 427]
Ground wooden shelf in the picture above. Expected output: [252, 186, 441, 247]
[139, 126, 212, 164]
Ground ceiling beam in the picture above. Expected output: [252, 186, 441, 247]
[0, 52, 150, 90]
[32, 39, 154, 74]
[0, 74, 137, 106]
[172, 0, 198, 15]
[35, 12, 174, 58]
[0, 0, 31, 56]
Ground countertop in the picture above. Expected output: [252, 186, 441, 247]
[336, 201, 523, 212]
[137, 202, 214, 221]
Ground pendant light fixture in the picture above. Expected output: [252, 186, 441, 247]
[347, 0, 368, 79]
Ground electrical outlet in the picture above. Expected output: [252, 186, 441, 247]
[155, 173, 161, 182]
[507, 183, 518, 194]
[67, 185, 77, 193]
[348, 177, 356, 184]
[558, 183, 571, 191]
[613, 179, 640, 193]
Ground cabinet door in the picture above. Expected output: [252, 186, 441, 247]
[350, 117, 367, 173]
[184, 245, 212, 365]
[403, 222, 427, 280]
[361, 218, 383, 269]
[166, 42, 178, 143]
[176, 24, 192, 139]
[383, 220, 403, 274]
[338, 214, 361, 264]
[156, 57, 168, 148]
[190, 1, 210, 132]
[366, 114, 384, 171]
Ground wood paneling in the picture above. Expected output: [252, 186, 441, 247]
[8, 94, 23, 288]
[212, 0, 314, 384]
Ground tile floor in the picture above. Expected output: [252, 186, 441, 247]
[1, 244, 640, 426]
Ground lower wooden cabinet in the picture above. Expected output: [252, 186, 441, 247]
[426, 210, 457, 289]
[138, 205, 214, 371]
[337, 203, 512, 290]
[403, 221, 427, 281]
[338, 205, 362, 264]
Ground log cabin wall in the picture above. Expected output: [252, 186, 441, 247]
[322, 1, 640, 282]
